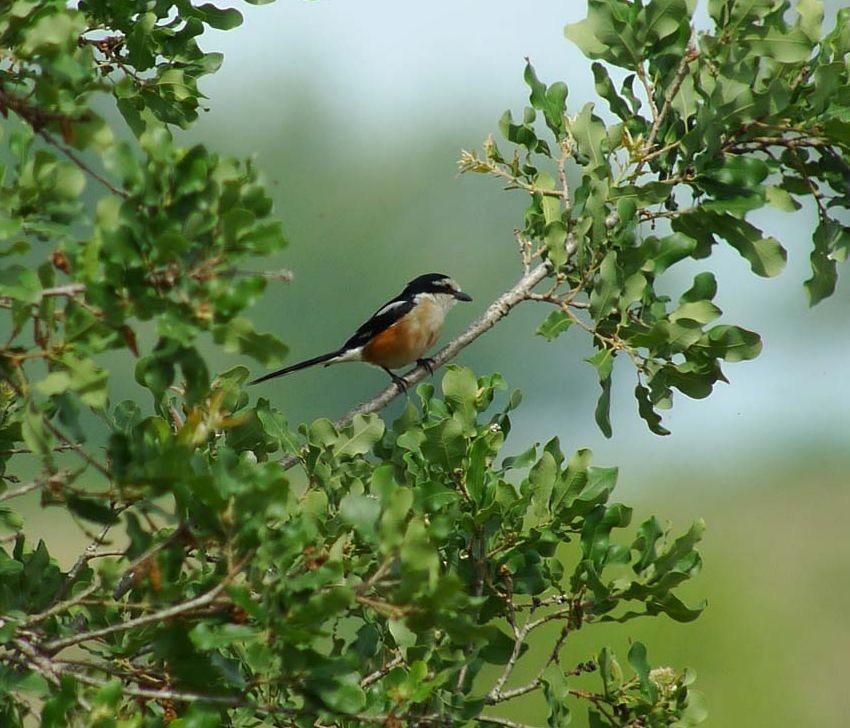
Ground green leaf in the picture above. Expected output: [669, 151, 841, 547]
[805, 220, 849, 305]
[646, 233, 698, 274]
[565, 1, 642, 68]
[569, 103, 608, 173]
[92, 679, 122, 709]
[194, 4, 243, 29]
[524, 451, 557, 528]
[189, 623, 259, 650]
[764, 185, 801, 211]
[564, 17, 609, 60]
[256, 404, 298, 454]
[536, 310, 573, 341]
[741, 26, 814, 64]
[652, 518, 705, 580]
[212, 317, 288, 365]
[339, 493, 381, 540]
[589, 251, 619, 319]
[700, 156, 769, 188]
[707, 212, 787, 277]
[22, 404, 54, 458]
[643, 0, 692, 44]
[442, 366, 478, 428]
[37, 358, 109, 410]
[334, 414, 384, 458]
[315, 672, 367, 714]
[797, 0, 824, 43]
[592, 62, 632, 120]
[22, 11, 85, 54]
[67, 496, 119, 525]
[587, 349, 614, 438]
[525, 60, 568, 137]
[610, 181, 673, 206]
[53, 164, 86, 199]
[421, 416, 466, 470]
[699, 325, 762, 362]
[635, 383, 670, 436]
[541, 664, 571, 726]
[0, 265, 41, 304]
[680, 272, 717, 303]
[670, 300, 722, 324]
[627, 641, 658, 702]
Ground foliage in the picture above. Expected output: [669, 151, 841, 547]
[0, 0, 843, 726]
[461, 0, 850, 436]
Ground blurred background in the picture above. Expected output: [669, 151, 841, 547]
[16, 1, 850, 725]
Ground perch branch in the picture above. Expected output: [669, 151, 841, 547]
[278, 259, 556, 469]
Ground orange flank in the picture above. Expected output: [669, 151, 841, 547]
[362, 301, 442, 369]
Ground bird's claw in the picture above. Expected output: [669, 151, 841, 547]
[383, 367, 409, 392]
[416, 358, 435, 376]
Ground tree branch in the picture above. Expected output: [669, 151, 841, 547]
[487, 605, 574, 704]
[632, 44, 697, 181]
[345, 260, 553, 422]
[478, 716, 542, 728]
[43, 553, 250, 653]
[360, 654, 404, 688]
[279, 260, 555, 469]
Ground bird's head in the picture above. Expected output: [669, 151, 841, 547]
[403, 273, 473, 306]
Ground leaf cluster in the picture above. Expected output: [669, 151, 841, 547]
[0, 367, 705, 727]
[4, 0, 842, 725]
[461, 0, 849, 435]
[0, 0, 288, 473]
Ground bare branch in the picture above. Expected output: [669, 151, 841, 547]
[0, 478, 43, 502]
[279, 260, 556, 469]
[227, 267, 295, 283]
[487, 605, 574, 705]
[478, 716, 542, 728]
[344, 260, 554, 422]
[361, 654, 404, 687]
[44, 553, 251, 653]
[27, 522, 118, 623]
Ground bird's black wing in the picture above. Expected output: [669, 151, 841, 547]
[342, 297, 415, 350]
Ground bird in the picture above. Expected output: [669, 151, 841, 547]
[249, 273, 472, 388]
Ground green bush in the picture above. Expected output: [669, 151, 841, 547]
[1, 1, 846, 725]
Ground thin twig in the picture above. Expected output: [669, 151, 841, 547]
[11, 638, 93, 710]
[361, 654, 404, 687]
[0, 479, 43, 502]
[632, 44, 697, 181]
[229, 268, 295, 283]
[487, 605, 573, 704]
[112, 522, 189, 599]
[44, 553, 251, 653]
[30, 522, 117, 618]
[478, 717, 541, 728]
[41, 418, 111, 478]
[0, 444, 79, 455]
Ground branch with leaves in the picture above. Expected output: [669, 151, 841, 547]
[1, 1, 846, 726]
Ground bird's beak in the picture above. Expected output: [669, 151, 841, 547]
[454, 291, 473, 302]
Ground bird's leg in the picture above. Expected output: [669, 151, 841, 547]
[416, 358, 435, 376]
[382, 367, 408, 392]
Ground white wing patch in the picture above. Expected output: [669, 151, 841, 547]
[372, 299, 410, 320]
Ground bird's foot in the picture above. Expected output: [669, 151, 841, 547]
[416, 358, 436, 376]
[383, 367, 409, 392]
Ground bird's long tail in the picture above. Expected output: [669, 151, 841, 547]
[249, 350, 343, 385]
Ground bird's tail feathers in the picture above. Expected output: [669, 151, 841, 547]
[249, 350, 343, 385]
